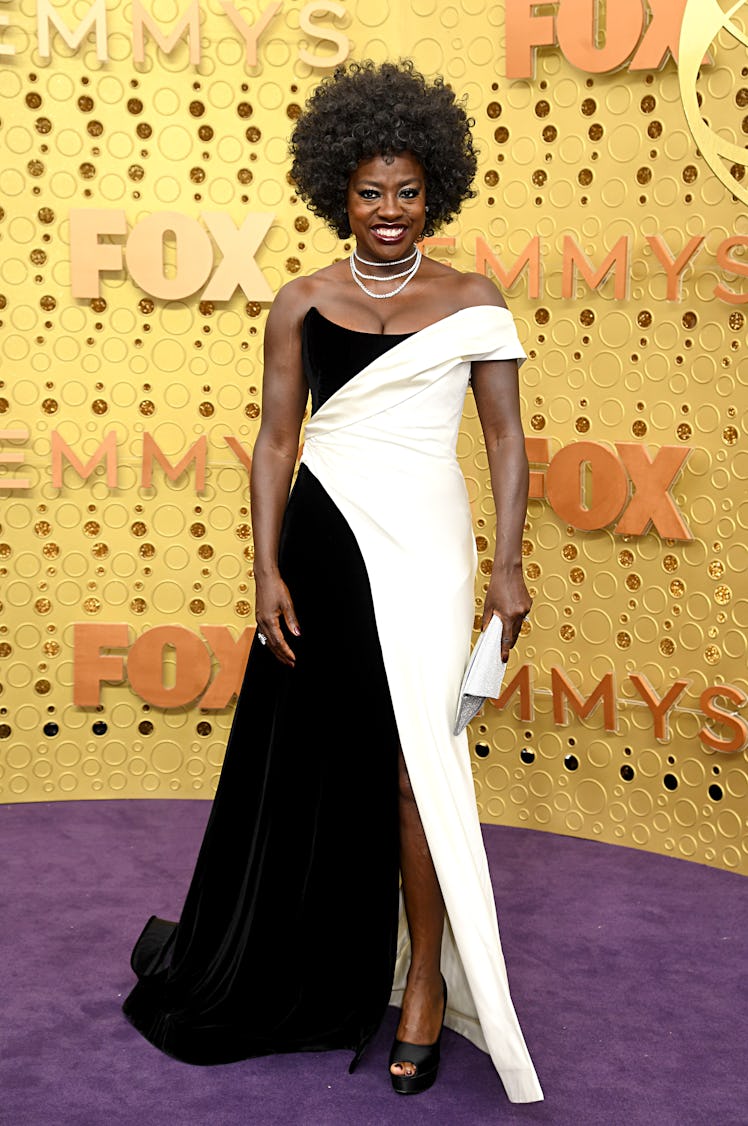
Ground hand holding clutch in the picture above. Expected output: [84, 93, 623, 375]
[453, 615, 507, 735]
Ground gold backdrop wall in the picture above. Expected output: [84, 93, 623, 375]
[0, 1, 746, 873]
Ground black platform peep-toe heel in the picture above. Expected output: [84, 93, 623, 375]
[388, 975, 447, 1095]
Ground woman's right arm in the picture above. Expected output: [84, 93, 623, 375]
[250, 282, 310, 667]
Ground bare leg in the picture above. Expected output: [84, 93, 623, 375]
[390, 749, 447, 1079]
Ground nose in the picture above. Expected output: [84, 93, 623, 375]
[377, 191, 404, 220]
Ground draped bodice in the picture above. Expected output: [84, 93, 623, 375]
[302, 306, 413, 415]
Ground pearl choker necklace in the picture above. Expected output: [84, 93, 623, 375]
[353, 246, 418, 268]
[349, 247, 422, 300]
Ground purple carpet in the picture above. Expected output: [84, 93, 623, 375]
[1, 800, 745, 1126]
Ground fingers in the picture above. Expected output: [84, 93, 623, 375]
[282, 604, 301, 641]
[256, 599, 301, 668]
[258, 627, 295, 667]
[268, 629, 297, 667]
[484, 609, 528, 663]
[500, 622, 513, 664]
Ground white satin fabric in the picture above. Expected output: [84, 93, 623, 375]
[300, 305, 543, 1103]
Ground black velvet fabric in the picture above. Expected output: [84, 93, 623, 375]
[122, 313, 408, 1067]
[302, 306, 413, 414]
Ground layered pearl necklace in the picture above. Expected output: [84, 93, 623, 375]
[349, 245, 422, 300]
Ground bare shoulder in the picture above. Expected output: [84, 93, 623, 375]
[455, 270, 508, 310]
[266, 264, 346, 331]
[265, 275, 315, 330]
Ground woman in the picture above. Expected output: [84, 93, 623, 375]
[123, 60, 543, 1104]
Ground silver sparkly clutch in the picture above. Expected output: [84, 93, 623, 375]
[453, 615, 507, 735]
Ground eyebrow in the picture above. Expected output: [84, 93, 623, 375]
[353, 177, 422, 188]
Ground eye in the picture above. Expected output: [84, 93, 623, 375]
[358, 188, 380, 200]
[400, 187, 420, 199]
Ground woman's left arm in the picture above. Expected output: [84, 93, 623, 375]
[471, 354, 532, 663]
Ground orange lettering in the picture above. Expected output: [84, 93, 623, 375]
[714, 236, 748, 305]
[224, 436, 253, 480]
[699, 685, 748, 754]
[525, 437, 550, 500]
[614, 444, 692, 540]
[562, 235, 629, 299]
[141, 432, 207, 491]
[557, 0, 642, 73]
[552, 666, 617, 731]
[489, 664, 534, 722]
[476, 236, 541, 299]
[630, 674, 690, 741]
[51, 431, 118, 489]
[73, 622, 129, 707]
[647, 234, 704, 301]
[199, 625, 254, 709]
[128, 625, 212, 708]
[505, 0, 556, 79]
[546, 442, 628, 531]
[631, 0, 709, 70]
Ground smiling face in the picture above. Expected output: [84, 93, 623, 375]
[345, 152, 427, 262]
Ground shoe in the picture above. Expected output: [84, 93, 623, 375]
[388, 975, 447, 1095]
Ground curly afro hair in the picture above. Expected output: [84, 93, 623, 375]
[289, 60, 478, 239]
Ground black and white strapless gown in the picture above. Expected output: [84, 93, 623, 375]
[122, 305, 543, 1104]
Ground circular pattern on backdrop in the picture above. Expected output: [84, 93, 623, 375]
[0, 3, 744, 875]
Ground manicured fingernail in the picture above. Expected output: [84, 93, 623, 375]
[293, 627, 301, 636]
